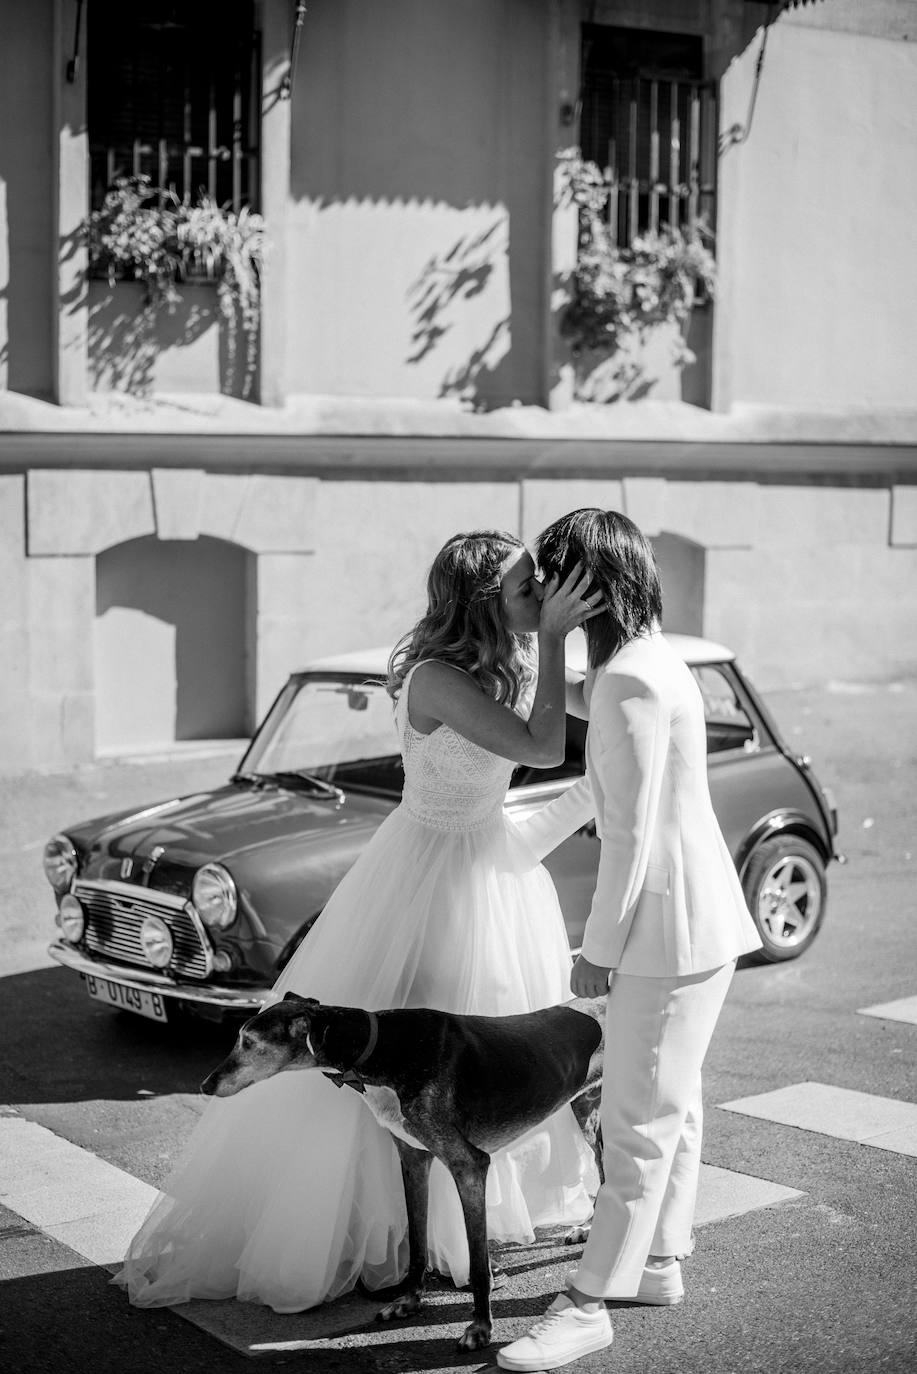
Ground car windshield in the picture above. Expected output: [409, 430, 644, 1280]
[239, 675, 404, 794]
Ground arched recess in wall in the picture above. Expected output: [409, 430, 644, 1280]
[651, 533, 706, 636]
[94, 535, 254, 754]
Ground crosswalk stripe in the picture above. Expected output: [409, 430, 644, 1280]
[857, 994, 917, 1026]
[0, 1114, 157, 1268]
[719, 1082, 917, 1156]
[0, 1110, 804, 1356]
[691, 1164, 803, 1228]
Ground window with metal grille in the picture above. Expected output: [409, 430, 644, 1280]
[87, 0, 261, 211]
[579, 25, 716, 246]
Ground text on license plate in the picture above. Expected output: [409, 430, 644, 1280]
[85, 974, 168, 1022]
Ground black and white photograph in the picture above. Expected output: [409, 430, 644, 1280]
[0, 2, 915, 1372]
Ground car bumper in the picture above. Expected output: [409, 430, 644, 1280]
[48, 941, 271, 1013]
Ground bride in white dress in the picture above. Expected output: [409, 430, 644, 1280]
[115, 530, 603, 1313]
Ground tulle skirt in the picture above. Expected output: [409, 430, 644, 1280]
[114, 804, 598, 1311]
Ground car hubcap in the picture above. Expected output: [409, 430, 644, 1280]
[756, 854, 822, 948]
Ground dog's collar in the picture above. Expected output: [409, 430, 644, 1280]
[322, 1010, 378, 1094]
[352, 1009, 378, 1068]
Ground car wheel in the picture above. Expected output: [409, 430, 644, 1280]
[742, 835, 827, 962]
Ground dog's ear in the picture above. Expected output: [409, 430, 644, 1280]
[289, 1006, 330, 1056]
[282, 992, 319, 1009]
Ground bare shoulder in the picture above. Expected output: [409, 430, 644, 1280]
[411, 659, 476, 692]
[409, 659, 480, 713]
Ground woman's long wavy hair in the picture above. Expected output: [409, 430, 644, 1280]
[387, 531, 537, 706]
[536, 508, 662, 668]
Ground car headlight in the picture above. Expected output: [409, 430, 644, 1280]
[140, 915, 174, 969]
[59, 893, 85, 943]
[192, 863, 238, 930]
[43, 834, 78, 893]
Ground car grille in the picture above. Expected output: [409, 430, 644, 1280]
[72, 879, 211, 980]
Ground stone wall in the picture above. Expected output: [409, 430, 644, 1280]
[2, 456, 915, 773]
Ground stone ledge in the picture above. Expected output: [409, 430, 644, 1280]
[2, 388, 917, 446]
[3, 430, 917, 484]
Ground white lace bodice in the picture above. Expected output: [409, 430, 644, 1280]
[394, 663, 521, 832]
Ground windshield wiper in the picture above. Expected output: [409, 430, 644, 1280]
[230, 771, 275, 789]
[264, 770, 346, 803]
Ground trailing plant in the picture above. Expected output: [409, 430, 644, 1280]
[172, 194, 266, 397]
[556, 148, 717, 395]
[85, 176, 266, 398]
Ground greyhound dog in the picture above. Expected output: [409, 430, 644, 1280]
[201, 992, 605, 1351]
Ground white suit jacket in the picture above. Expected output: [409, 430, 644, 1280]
[522, 631, 762, 977]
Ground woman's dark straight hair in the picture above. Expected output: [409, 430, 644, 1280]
[536, 509, 662, 668]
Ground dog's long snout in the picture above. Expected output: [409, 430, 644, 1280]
[200, 1060, 255, 1097]
[200, 1046, 252, 1097]
[200, 1061, 231, 1096]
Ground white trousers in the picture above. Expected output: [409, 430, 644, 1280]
[569, 960, 736, 1298]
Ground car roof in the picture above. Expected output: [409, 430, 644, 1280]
[301, 632, 735, 677]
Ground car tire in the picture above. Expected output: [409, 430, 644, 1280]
[742, 834, 827, 963]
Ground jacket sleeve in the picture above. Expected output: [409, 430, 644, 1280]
[512, 774, 596, 863]
[580, 672, 670, 969]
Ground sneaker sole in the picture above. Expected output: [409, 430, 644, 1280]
[613, 1291, 683, 1306]
[496, 1330, 613, 1371]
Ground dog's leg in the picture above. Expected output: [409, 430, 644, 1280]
[448, 1144, 493, 1351]
[376, 1141, 432, 1324]
[565, 1086, 604, 1245]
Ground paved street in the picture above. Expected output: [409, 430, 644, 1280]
[1, 678, 915, 1374]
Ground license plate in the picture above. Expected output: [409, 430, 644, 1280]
[85, 974, 168, 1022]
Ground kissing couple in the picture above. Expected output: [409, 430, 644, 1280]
[115, 508, 760, 1371]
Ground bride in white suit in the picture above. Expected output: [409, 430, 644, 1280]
[498, 509, 762, 1374]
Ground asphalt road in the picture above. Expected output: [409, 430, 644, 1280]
[1, 678, 915, 1374]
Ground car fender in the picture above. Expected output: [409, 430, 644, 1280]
[276, 910, 326, 972]
[736, 809, 832, 880]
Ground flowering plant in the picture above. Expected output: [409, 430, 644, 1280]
[85, 177, 266, 396]
[86, 176, 182, 299]
[555, 149, 716, 391]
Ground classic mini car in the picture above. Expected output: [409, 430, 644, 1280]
[43, 635, 841, 1025]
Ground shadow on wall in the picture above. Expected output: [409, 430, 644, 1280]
[399, 209, 714, 411]
[1, 44, 57, 399]
[548, 266, 714, 409]
[407, 221, 514, 408]
[287, 0, 551, 411]
[653, 533, 706, 636]
[282, 0, 742, 413]
[94, 536, 253, 752]
[84, 279, 254, 398]
[87, 283, 210, 395]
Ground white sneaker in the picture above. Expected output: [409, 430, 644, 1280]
[566, 1258, 684, 1305]
[622, 1258, 684, 1305]
[496, 1293, 613, 1371]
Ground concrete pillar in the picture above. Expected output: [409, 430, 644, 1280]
[258, 0, 294, 407]
[52, 0, 89, 406]
[546, 0, 581, 411]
